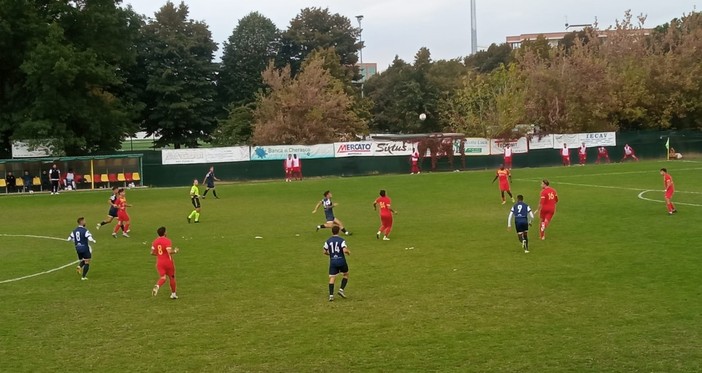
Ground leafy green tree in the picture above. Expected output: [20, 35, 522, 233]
[212, 103, 255, 145]
[464, 43, 513, 73]
[137, 1, 218, 148]
[218, 12, 279, 107]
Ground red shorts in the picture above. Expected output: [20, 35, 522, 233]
[665, 190, 674, 199]
[499, 182, 510, 192]
[285, 168, 293, 176]
[540, 209, 555, 222]
[411, 163, 419, 173]
[157, 262, 175, 277]
[293, 167, 301, 174]
[579, 154, 586, 161]
[562, 156, 570, 162]
[118, 211, 129, 221]
[380, 214, 393, 228]
[504, 156, 512, 166]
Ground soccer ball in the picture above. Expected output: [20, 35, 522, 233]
[419, 113, 427, 121]
[29, 190, 34, 194]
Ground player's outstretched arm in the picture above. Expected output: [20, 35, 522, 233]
[507, 211, 513, 228]
[150, 247, 157, 256]
[312, 201, 322, 213]
[343, 247, 350, 255]
[167, 247, 179, 254]
[491, 175, 498, 183]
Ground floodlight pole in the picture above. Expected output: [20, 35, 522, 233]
[470, 0, 477, 54]
[356, 15, 364, 98]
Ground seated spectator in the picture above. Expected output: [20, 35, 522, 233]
[5, 171, 17, 193]
[22, 170, 33, 193]
[65, 168, 77, 190]
[669, 147, 683, 160]
[41, 170, 50, 191]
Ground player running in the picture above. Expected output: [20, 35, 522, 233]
[492, 165, 514, 205]
[596, 146, 610, 164]
[313, 190, 351, 235]
[187, 179, 201, 223]
[660, 168, 677, 215]
[202, 166, 220, 199]
[373, 189, 397, 240]
[151, 226, 179, 299]
[97, 186, 120, 230]
[537, 179, 559, 240]
[508, 195, 535, 253]
[112, 188, 132, 238]
[67, 217, 96, 280]
[323, 226, 350, 302]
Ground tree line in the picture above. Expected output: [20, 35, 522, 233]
[0, 2, 700, 156]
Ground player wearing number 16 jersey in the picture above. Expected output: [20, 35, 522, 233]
[324, 226, 350, 302]
[373, 190, 396, 240]
[151, 226, 179, 299]
[538, 180, 559, 240]
[508, 195, 534, 253]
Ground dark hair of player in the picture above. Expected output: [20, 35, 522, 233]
[542, 179, 550, 186]
[77, 217, 84, 224]
[379, 189, 386, 197]
[112, 186, 119, 191]
[660, 168, 667, 173]
[118, 188, 125, 193]
[323, 190, 330, 197]
[332, 226, 340, 235]
[517, 195, 524, 201]
[157, 226, 166, 237]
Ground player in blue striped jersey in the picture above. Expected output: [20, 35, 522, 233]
[323, 226, 351, 301]
[67, 217, 97, 280]
[507, 195, 534, 253]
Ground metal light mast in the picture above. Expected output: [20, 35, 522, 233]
[470, 0, 477, 54]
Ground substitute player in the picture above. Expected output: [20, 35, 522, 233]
[660, 168, 677, 215]
[323, 226, 350, 302]
[202, 166, 220, 199]
[596, 146, 610, 164]
[410, 148, 420, 174]
[151, 226, 179, 299]
[508, 195, 535, 253]
[538, 180, 559, 240]
[187, 179, 201, 223]
[373, 189, 397, 240]
[313, 190, 351, 235]
[622, 144, 639, 162]
[492, 165, 514, 205]
[284, 154, 294, 182]
[97, 186, 120, 230]
[578, 142, 587, 166]
[560, 143, 571, 166]
[67, 217, 96, 280]
[112, 188, 131, 238]
[292, 154, 302, 180]
[503, 143, 513, 170]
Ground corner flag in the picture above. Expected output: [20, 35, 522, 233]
[665, 137, 670, 160]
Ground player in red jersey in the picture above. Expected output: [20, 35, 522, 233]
[284, 154, 294, 182]
[660, 168, 677, 215]
[596, 146, 610, 164]
[410, 148, 420, 174]
[560, 143, 571, 166]
[503, 144, 513, 170]
[492, 165, 514, 204]
[151, 226, 179, 299]
[373, 190, 397, 240]
[578, 142, 587, 165]
[621, 144, 639, 162]
[537, 179, 559, 240]
[292, 154, 302, 180]
[112, 188, 132, 238]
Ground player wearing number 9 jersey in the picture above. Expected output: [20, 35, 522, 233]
[324, 226, 350, 302]
[538, 179, 559, 240]
[508, 195, 534, 253]
[151, 226, 179, 299]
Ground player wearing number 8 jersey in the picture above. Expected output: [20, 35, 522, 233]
[538, 179, 559, 240]
[324, 226, 350, 302]
[151, 226, 179, 299]
[373, 190, 397, 240]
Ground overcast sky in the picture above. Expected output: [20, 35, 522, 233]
[124, 0, 698, 70]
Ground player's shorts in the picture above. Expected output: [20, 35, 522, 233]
[665, 190, 674, 199]
[108, 207, 118, 217]
[504, 156, 512, 163]
[380, 214, 393, 228]
[515, 220, 529, 233]
[293, 167, 301, 173]
[540, 209, 555, 222]
[324, 213, 335, 222]
[157, 263, 175, 277]
[499, 182, 510, 192]
[117, 211, 130, 221]
[206, 183, 215, 189]
[191, 197, 201, 208]
[76, 245, 92, 260]
[328, 261, 348, 276]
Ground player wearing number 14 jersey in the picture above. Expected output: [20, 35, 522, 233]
[151, 226, 179, 299]
[373, 190, 396, 240]
[324, 226, 350, 302]
[538, 180, 559, 240]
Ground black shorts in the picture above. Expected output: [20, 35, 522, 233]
[515, 221, 529, 233]
[108, 207, 118, 218]
[76, 246, 92, 260]
[206, 184, 215, 189]
[191, 197, 201, 208]
[329, 261, 348, 276]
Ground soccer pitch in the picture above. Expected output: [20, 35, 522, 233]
[1, 160, 701, 372]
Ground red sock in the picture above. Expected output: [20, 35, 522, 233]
[113, 222, 121, 234]
[385, 227, 392, 236]
[157, 277, 166, 287]
[123, 222, 130, 232]
[169, 277, 177, 293]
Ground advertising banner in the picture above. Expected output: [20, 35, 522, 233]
[456, 138, 490, 156]
[528, 134, 554, 150]
[333, 142, 374, 157]
[162, 146, 250, 165]
[371, 141, 415, 157]
[11, 140, 53, 158]
[553, 132, 616, 148]
[490, 137, 528, 155]
[250, 144, 335, 161]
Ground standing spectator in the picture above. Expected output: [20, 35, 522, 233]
[578, 143, 587, 166]
[410, 148, 420, 174]
[49, 164, 61, 195]
[284, 154, 294, 182]
[41, 170, 50, 192]
[65, 168, 76, 190]
[621, 144, 639, 162]
[5, 171, 17, 193]
[292, 154, 302, 181]
[503, 143, 513, 170]
[22, 170, 33, 193]
[596, 146, 610, 164]
[560, 143, 571, 166]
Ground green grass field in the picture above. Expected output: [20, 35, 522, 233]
[1, 160, 701, 372]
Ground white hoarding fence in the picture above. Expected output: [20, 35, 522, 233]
[490, 137, 528, 155]
[250, 144, 335, 161]
[334, 142, 374, 157]
[528, 134, 554, 150]
[162, 146, 250, 165]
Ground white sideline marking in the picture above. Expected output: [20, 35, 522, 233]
[0, 234, 79, 284]
[524, 167, 702, 179]
[637, 190, 702, 207]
